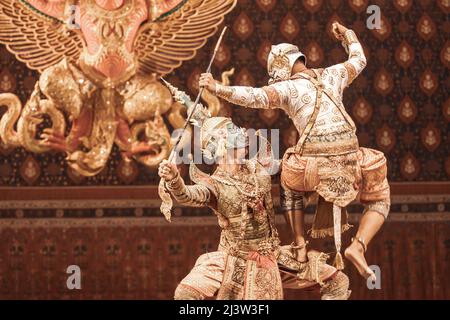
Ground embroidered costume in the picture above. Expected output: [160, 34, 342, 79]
[163, 116, 350, 300]
[213, 30, 391, 267]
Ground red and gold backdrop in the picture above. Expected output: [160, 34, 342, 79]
[0, 0, 449, 299]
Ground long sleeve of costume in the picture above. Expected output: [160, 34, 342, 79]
[214, 81, 290, 110]
[337, 30, 367, 89]
[165, 174, 211, 208]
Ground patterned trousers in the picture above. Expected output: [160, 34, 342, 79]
[174, 251, 350, 300]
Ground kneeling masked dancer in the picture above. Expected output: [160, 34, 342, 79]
[158, 97, 350, 299]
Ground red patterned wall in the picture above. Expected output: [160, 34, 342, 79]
[1, 219, 449, 300]
[0, 0, 449, 300]
[0, 0, 449, 186]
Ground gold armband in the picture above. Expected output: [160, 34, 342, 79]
[166, 173, 211, 207]
[215, 83, 235, 101]
[343, 62, 358, 86]
[165, 172, 182, 192]
[343, 30, 359, 46]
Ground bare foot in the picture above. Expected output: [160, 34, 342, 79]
[344, 241, 376, 282]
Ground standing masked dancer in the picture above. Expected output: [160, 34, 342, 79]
[199, 23, 391, 281]
[158, 106, 350, 300]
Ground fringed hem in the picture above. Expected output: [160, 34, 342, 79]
[309, 223, 353, 239]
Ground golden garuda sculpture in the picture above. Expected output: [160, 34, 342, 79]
[0, 0, 236, 176]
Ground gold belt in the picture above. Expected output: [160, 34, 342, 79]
[219, 235, 276, 257]
[302, 135, 359, 156]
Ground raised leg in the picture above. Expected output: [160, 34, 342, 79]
[174, 252, 224, 300]
[320, 271, 351, 300]
[344, 210, 385, 281]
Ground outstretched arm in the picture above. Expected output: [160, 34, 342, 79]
[158, 160, 211, 208]
[199, 73, 289, 110]
[332, 22, 367, 88]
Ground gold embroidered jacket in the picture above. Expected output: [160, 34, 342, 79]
[215, 30, 366, 157]
[165, 160, 339, 299]
[166, 160, 279, 256]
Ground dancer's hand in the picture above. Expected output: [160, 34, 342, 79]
[158, 160, 178, 181]
[199, 73, 218, 92]
[332, 22, 349, 41]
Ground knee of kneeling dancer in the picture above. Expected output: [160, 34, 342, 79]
[320, 271, 351, 300]
[174, 284, 204, 300]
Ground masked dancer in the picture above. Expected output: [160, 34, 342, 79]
[198, 22, 390, 281]
[158, 113, 351, 300]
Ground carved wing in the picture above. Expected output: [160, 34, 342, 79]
[135, 0, 236, 76]
[0, 0, 84, 72]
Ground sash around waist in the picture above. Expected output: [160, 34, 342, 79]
[289, 133, 359, 157]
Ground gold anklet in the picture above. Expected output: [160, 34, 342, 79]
[351, 237, 367, 252]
